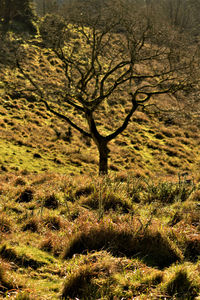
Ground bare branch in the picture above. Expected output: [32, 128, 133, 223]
[106, 92, 139, 141]
[16, 60, 91, 137]
[41, 99, 91, 137]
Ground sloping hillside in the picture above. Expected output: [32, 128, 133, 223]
[0, 24, 200, 299]
[0, 94, 199, 180]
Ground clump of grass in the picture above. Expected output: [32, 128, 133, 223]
[15, 292, 34, 300]
[0, 213, 12, 233]
[189, 189, 200, 202]
[142, 271, 163, 287]
[81, 190, 132, 213]
[40, 232, 66, 256]
[168, 211, 182, 226]
[16, 188, 34, 203]
[14, 176, 27, 186]
[22, 217, 40, 232]
[184, 235, 200, 262]
[0, 261, 16, 294]
[74, 184, 95, 198]
[143, 180, 194, 204]
[63, 222, 182, 268]
[164, 268, 199, 299]
[62, 264, 96, 299]
[160, 127, 174, 138]
[61, 251, 114, 299]
[128, 177, 145, 203]
[43, 193, 59, 209]
[43, 214, 62, 231]
[62, 251, 165, 299]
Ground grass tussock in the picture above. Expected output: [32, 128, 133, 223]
[61, 251, 166, 299]
[81, 190, 133, 212]
[16, 188, 34, 203]
[0, 260, 16, 294]
[62, 264, 96, 299]
[0, 213, 12, 233]
[142, 180, 195, 204]
[22, 217, 40, 232]
[164, 268, 199, 299]
[63, 221, 182, 268]
[42, 193, 59, 209]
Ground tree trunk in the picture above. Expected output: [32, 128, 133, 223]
[98, 142, 110, 175]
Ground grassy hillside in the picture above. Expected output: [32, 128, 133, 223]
[0, 28, 200, 299]
[0, 95, 199, 179]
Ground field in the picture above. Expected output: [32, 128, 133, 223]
[0, 18, 200, 299]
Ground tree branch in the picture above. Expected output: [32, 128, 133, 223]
[105, 92, 139, 141]
[16, 60, 91, 137]
[41, 99, 91, 137]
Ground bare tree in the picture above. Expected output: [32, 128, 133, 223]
[15, 0, 199, 174]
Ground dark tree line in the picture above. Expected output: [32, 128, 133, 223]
[0, 0, 36, 33]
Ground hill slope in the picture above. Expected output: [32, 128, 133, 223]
[0, 94, 199, 179]
[0, 30, 200, 299]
